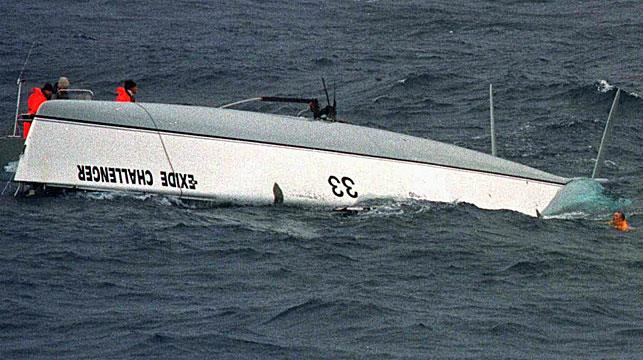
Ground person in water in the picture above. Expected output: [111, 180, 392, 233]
[24, 82, 54, 138]
[610, 211, 630, 232]
[115, 79, 137, 102]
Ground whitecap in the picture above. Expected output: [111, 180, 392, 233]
[596, 79, 614, 93]
[596, 79, 641, 98]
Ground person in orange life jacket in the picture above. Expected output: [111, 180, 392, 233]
[610, 211, 630, 232]
[24, 82, 54, 138]
[115, 79, 137, 102]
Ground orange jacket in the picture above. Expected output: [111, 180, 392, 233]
[115, 87, 134, 102]
[612, 219, 630, 232]
[27, 87, 47, 114]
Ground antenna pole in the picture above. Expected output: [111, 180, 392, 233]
[12, 41, 36, 137]
[321, 77, 330, 106]
[592, 88, 621, 179]
[12, 80, 24, 137]
[489, 84, 497, 157]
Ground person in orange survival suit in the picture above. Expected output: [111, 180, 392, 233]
[24, 82, 54, 138]
[610, 211, 630, 232]
[115, 79, 137, 102]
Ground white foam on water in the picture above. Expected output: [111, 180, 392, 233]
[596, 79, 642, 98]
[597, 79, 614, 93]
[4, 161, 18, 173]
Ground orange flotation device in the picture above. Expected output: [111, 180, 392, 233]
[115, 87, 134, 102]
[27, 87, 47, 114]
[24, 87, 48, 138]
[612, 218, 630, 232]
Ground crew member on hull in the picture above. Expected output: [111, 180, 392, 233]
[53, 76, 70, 99]
[115, 79, 137, 102]
[25, 82, 54, 138]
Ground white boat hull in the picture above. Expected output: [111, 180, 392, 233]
[15, 116, 563, 216]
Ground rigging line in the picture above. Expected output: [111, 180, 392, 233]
[18, 41, 37, 82]
[13, 182, 22, 197]
[2, 161, 18, 196]
[135, 103, 181, 197]
[1, 180, 12, 196]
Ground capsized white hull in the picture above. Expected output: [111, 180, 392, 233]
[14, 106, 566, 217]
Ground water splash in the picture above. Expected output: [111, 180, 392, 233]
[3, 161, 18, 173]
[596, 79, 641, 99]
[596, 79, 615, 93]
[541, 178, 631, 219]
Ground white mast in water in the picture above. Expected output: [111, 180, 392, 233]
[592, 88, 621, 179]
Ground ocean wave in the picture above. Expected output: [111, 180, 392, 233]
[400, 248, 477, 261]
[204, 247, 275, 261]
[68, 190, 257, 211]
[312, 57, 334, 66]
[623, 260, 643, 270]
[0, 277, 37, 288]
[577, 303, 619, 317]
[315, 252, 357, 263]
[596, 79, 642, 99]
[510, 80, 642, 109]
[392, 72, 469, 90]
[614, 328, 643, 337]
[32, 249, 128, 264]
[70, 190, 157, 203]
[344, 198, 442, 217]
[486, 321, 546, 337]
[500, 259, 551, 276]
[263, 298, 397, 326]
[121, 330, 324, 359]
[597, 79, 615, 93]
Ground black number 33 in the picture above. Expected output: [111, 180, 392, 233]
[328, 176, 358, 198]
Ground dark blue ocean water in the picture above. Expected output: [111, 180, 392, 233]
[1, 1, 642, 358]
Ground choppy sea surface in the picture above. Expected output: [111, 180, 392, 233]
[1, 1, 641, 358]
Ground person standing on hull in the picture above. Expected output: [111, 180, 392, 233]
[115, 79, 137, 102]
[24, 82, 54, 138]
[53, 76, 70, 99]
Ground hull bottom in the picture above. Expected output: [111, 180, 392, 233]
[13, 119, 566, 216]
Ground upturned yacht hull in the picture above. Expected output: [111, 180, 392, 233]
[13, 100, 568, 216]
